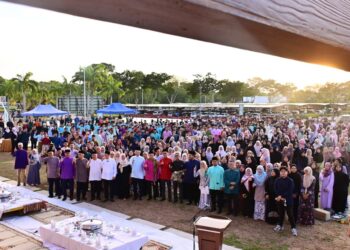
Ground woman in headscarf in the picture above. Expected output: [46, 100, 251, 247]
[332, 161, 349, 216]
[27, 149, 41, 186]
[306, 149, 313, 166]
[298, 166, 316, 225]
[194, 161, 210, 210]
[319, 162, 334, 210]
[226, 136, 235, 147]
[310, 161, 320, 208]
[253, 165, 267, 221]
[205, 147, 213, 165]
[260, 148, 271, 164]
[115, 153, 131, 200]
[333, 147, 342, 160]
[265, 168, 280, 224]
[253, 140, 262, 160]
[265, 163, 274, 177]
[270, 146, 282, 164]
[215, 145, 227, 159]
[181, 153, 189, 162]
[240, 167, 255, 217]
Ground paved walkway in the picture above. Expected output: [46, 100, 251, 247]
[0, 177, 240, 250]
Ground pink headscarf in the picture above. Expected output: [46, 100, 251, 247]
[333, 147, 342, 158]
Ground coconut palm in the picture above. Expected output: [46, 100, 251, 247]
[11, 72, 38, 111]
[99, 77, 124, 104]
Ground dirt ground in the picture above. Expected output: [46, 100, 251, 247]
[1, 152, 349, 250]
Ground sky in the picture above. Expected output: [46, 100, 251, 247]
[1, 1, 350, 89]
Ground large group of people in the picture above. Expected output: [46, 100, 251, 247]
[5, 114, 350, 237]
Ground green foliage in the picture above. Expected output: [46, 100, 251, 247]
[2, 64, 350, 109]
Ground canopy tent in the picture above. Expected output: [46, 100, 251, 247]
[96, 102, 138, 115]
[22, 104, 69, 117]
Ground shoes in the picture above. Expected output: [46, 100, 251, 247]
[291, 228, 298, 236]
[273, 225, 284, 232]
[160, 198, 165, 201]
[62, 197, 67, 201]
[103, 199, 108, 202]
[48, 195, 54, 198]
[110, 199, 114, 202]
[186, 202, 192, 205]
[57, 196, 61, 199]
[90, 198, 95, 201]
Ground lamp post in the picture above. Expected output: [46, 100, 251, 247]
[199, 84, 202, 117]
[82, 67, 86, 118]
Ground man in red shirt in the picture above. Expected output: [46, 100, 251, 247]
[159, 150, 173, 201]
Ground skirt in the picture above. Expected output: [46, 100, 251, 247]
[27, 163, 41, 185]
[254, 201, 266, 221]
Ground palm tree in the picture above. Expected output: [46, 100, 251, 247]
[99, 78, 124, 104]
[0, 79, 18, 102]
[12, 72, 37, 111]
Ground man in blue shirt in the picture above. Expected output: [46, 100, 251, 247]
[207, 157, 225, 213]
[224, 158, 240, 216]
[183, 151, 200, 205]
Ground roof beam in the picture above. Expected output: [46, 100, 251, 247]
[5, 0, 350, 71]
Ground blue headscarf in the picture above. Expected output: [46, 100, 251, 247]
[254, 165, 267, 186]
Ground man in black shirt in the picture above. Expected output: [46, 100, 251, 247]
[170, 152, 184, 203]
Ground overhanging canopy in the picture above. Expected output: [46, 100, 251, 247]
[96, 103, 138, 115]
[22, 104, 69, 117]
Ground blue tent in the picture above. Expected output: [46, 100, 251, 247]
[22, 104, 69, 117]
[96, 103, 138, 115]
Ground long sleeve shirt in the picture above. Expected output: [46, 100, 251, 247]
[89, 159, 103, 181]
[158, 157, 172, 180]
[183, 160, 200, 183]
[59, 157, 75, 180]
[274, 177, 295, 206]
[224, 169, 240, 194]
[130, 156, 145, 179]
[42, 156, 60, 178]
[206, 165, 225, 190]
[101, 158, 117, 180]
[76, 158, 89, 182]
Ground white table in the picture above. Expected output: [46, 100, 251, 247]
[0, 182, 46, 218]
[39, 217, 148, 250]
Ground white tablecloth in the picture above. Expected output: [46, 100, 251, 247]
[39, 217, 148, 250]
[0, 182, 44, 218]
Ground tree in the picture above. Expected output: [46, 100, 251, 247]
[11, 72, 37, 111]
[186, 73, 222, 102]
[99, 78, 124, 104]
[218, 80, 245, 102]
[144, 72, 172, 103]
[116, 70, 145, 104]
[162, 79, 185, 103]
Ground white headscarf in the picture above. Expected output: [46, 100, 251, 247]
[303, 166, 315, 190]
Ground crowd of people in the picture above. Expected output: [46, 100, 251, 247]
[4, 114, 350, 237]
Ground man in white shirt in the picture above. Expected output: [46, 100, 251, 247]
[130, 149, 145, 200]
[101, 151, 117, 202]
[88, 152, 103, 201]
